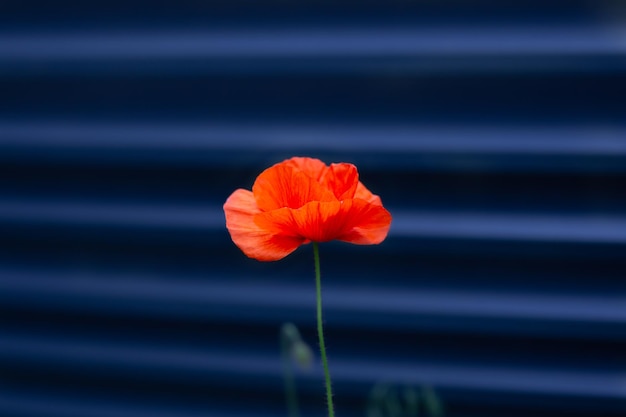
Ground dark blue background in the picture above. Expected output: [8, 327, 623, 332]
[0, 1, 625, 416]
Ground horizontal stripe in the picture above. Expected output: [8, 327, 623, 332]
[1, 123, 626, 173]
[1, 27, 624, 59]
[0, 268, 623, 338]
[1, 333, 623, 400]
[2, 199, 626, 245]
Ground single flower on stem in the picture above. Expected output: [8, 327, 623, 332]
[224, 157, 392, 417]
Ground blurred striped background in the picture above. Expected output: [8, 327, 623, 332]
[0, 1, 625, 417]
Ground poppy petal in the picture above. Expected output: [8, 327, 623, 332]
[252, 162, 335, 212]
[224, 189, 305, 261]
[335, 199, 392, 245]
[255, 199, 391, 244]
[355, 182, 383, 206]
[321, 163, 359, 200]
[285, 157, 328, 181]
[254, 201, 342, 243]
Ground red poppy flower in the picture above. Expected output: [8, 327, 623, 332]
[224, 157, 392, 261]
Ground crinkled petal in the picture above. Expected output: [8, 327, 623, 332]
[321, 163, 359, 200]
[355, 182, 383, 206]
[287, 158, 360, 201]
[284, 157, 328, 181]
[335, 199, 392, 244]
[252, 162, 335, 212]
[224, 189, 304, 261]
[254, 198, 391, 244]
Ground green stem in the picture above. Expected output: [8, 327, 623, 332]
[313, 242, 335, 417]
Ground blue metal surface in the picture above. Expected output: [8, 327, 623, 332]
[0, 1, 625, 416]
